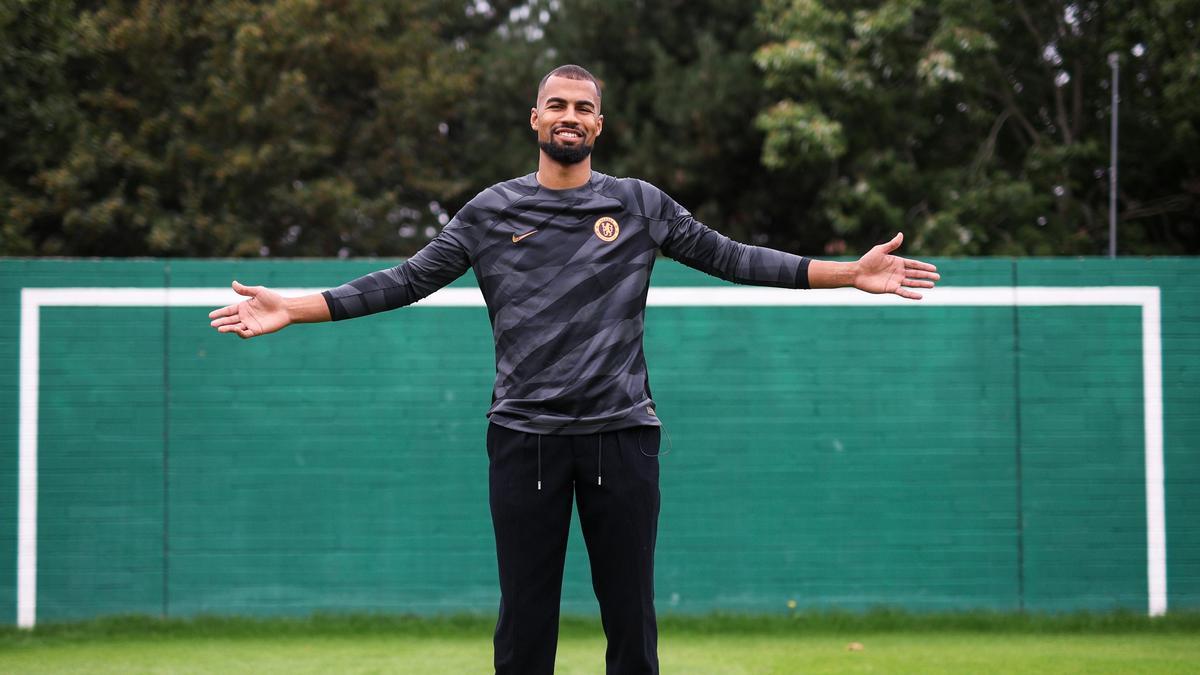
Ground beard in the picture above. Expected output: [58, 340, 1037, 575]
[539, 138, 594, 165]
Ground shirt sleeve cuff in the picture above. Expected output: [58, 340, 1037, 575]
[795, 257, 812, 290]
[320, 290, 343, 321]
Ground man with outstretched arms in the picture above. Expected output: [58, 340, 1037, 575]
[209, 64, 940, 675]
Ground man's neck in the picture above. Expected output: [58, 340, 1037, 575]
[536, 154, 592, 190]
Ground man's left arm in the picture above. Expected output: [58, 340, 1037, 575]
[808, 232, 939, 300]
[651, 185, 938, 299]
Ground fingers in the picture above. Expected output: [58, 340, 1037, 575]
[216, 323, 255, 338]
[904, 267, 940, 281]
[894, 270, 938, 299]
[878, 242, 938, 301]
[899, 267, 938, 292]
[211, 312, 250, 329]
[232, 280, 263, 297]
[880, 232, 904, 253]
[210, 302, 249, 335]
[210, 288, 262, 337]
[210, 279, 262, 319]
[208, 304, 239, 320]
[902, 258, 939, 273]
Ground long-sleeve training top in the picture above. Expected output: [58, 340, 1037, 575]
[323, 171, 811, 435]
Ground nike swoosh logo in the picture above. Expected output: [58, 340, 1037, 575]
[512, 230, 538, 243]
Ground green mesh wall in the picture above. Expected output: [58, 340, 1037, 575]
[0, 257, 1197, 624]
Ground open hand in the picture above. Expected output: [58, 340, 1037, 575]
[854, 233, 940, 300]
[208, 281, 290, 338]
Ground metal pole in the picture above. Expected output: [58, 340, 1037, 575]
[1109, 53, 1119, 258]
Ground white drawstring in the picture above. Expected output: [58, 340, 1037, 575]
[641, 421, 672, 457]
[537, 434, 542, 491]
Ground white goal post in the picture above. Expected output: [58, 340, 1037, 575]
[17, 285, 1165, 627]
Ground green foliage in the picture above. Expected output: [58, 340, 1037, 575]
[457, 0, 835, 254]
[2, 0, 474, 257]
[756, 0, 1200, 255]
[2, 1, 1197, 257]
[757, 101, 846, 168]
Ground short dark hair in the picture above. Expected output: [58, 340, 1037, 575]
[536, 64, 602, 107]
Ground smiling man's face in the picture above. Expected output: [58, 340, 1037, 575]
[531, 75, 604, 166]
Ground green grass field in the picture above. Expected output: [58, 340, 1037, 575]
[2, 612, 1198, 674]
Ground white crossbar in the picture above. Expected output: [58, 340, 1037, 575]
[17, 285, 1166, 626]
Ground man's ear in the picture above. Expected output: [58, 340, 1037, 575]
[595, 113, 603, 139]
[530, 107, 538, 132]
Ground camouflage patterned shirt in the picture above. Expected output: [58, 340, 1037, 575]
[323, 172, 811, 434]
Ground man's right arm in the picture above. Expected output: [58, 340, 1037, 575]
[210, 202, 481, 338]
[209, 280, 330, 339]
[320, 229, 469, 321]
[322, 203, 483, 321]
[286, 293, 333, 323]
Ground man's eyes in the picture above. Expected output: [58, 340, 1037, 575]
[546, 103, 594, 113]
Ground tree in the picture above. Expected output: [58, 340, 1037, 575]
[755, 0, 1200, 255]
[456, 0, 830, 254]
[2, 0, 476, 257]
[6, 1, 1196, 258]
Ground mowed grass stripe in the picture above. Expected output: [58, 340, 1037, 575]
[1, 633, 1199, 674]
[1, 613, 1198, 674]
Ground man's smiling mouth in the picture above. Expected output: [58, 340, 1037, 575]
[554, 127, 584, 141]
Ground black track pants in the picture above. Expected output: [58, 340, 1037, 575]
[487, 423, 661, 675]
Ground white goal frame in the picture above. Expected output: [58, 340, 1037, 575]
[17, 285, 1165, 627]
